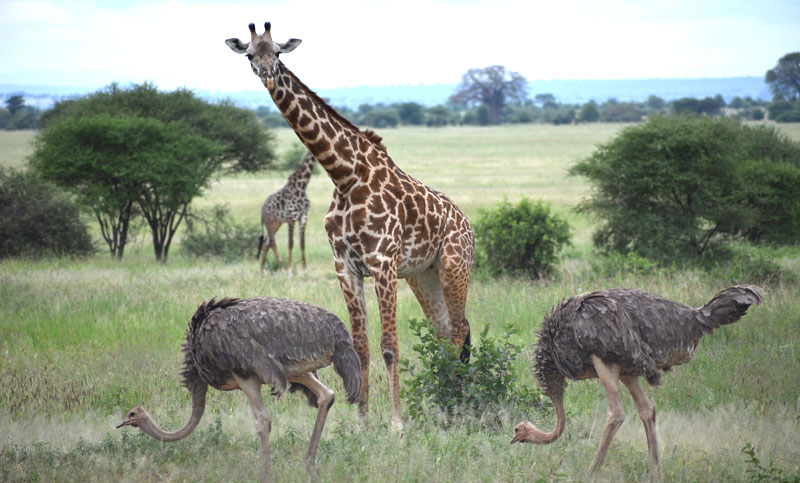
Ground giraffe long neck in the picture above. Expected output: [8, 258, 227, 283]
[287, 152, 316, 191]
[266, 63, 367, 191]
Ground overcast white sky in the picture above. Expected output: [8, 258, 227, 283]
[1, 0, 798, 93]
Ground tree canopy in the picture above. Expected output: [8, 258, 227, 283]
[40, 83, 275, 172]
[765, 52, 800, 101]
[32, 83, 275, 262]
[570, 115, 800, 262]
[449, 65, 528, 125]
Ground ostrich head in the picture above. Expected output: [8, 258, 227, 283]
[511, 421, 545, 444]
[116, 406, 149, 428]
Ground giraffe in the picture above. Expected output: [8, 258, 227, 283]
[257, 150, 316, 270]
[226, 22, 475, 431]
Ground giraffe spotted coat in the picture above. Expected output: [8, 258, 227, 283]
[227, 22, 475, 431]
[258, 151, 316, 270]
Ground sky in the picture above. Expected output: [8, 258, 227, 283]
[1, 0, 798, 93]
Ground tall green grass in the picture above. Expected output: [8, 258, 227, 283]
[1, 124, 799, 481]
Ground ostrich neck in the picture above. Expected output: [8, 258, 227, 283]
[535, 391, 566, 443]
[140, 384, 207, 442]
[265, 63, 361, 191]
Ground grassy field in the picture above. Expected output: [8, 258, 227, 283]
[1, 123, 799, 482]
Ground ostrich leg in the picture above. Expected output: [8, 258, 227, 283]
[588, 355, 625, 477]
[236, 376, 272, 481]
[290, 373, 336, 466]
[621, 375, 663, 482]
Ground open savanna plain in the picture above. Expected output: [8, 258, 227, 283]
[1, 123, 799, 482]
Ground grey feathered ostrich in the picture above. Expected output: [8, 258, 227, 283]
[511, 285, 763, 481]
[117, 297, 362, 480]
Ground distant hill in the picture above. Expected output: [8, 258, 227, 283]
[1, 77, 770, 112]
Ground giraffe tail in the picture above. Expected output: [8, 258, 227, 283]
[255, 234, 264, 259]
[459, 319, 471, 363]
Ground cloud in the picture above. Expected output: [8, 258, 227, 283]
[1, 0, 796, 91]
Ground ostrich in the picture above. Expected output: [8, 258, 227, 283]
[511, 285, 763, 480]
[117, 296, 362, 480]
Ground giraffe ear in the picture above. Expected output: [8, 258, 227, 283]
[225, 38, 250, 54]
[277, 38, 302, 54]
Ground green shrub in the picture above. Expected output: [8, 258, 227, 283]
[571, 115, 800, 263]
[473, 197, 571, 279]
[589, 251, 663, 279]
[742, 443, 800, 483]
[704, 244, 797, 286]
[775, 107, 800, 122]
[400, 318, 541, 424]
[181, 205, 260, 261]
[0, 168, 94, 259]
[767, 100, 795, 120]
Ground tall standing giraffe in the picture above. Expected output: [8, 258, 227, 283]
[257, 150, 316, 270]
[226, 22, 474, 431]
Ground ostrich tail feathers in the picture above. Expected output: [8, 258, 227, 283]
[333, 324, 363, 405]
[699, 285, 763, 330]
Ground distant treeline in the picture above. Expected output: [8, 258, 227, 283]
[255, 94, 793, 129]
[3, 92, 799, 132]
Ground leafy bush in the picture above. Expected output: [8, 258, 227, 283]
[0, 169, 95, 259]
[589, 251, 663, 279]
[400, 318, 540, 423]
[473, 197, 571, 279]
[704, 244, 797, 286]
[742, 443, 800, 483]
[775, 107, 800, 122]
[767, 101, 795, 120]
[181, 205, 260, 261]
[571, 115, 800, 263]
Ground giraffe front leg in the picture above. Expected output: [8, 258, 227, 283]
[371, 261, 402, 432]
[299, 212, 308, 268]
[333, 260, 370, 416]
[287, 221, 295, 269]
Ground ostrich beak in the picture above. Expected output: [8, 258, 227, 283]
[116, 416, 136, 428]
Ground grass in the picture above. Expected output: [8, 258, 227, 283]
[2, 123, 800, 481]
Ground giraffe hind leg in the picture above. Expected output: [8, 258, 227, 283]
[406, 267, 451, 340]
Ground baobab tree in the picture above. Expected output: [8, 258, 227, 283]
[450, 65, 528, 125]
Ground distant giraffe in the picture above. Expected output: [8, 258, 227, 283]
[257, 151, 316, 270]
[227, 22, 474, 431]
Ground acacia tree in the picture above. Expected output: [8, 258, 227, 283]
[765, 52, 800, 101]
[449, 65, 528, 124]
[33, 83, 276, 262]
[571, 115, 800, 262]
[32, 114, 221, 261]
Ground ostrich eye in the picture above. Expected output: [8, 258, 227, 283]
[128, 412, 135, 418]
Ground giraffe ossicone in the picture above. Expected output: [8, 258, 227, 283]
[226, 22, 475, 432]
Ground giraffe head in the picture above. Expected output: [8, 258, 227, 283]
[225, 22, 301, 89]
